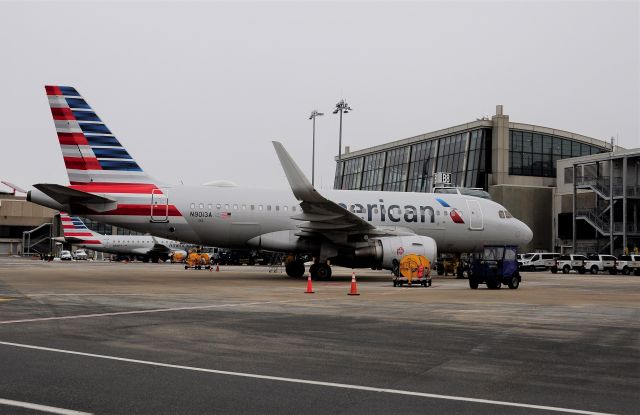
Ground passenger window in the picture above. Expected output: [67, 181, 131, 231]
[207, 203, 212, 210]
[499, 211, 505, 219]
[292, 206, 296, 212]
[258, 205, 263, 211]
[267, 205, 272, 211]
[199, 203, 204, 209]
[242, 205, 246, 210]
[436, 210, 440, 216]
[225, 204, 229, 210]
[216, 204, 221, 209]
[283, 206, 288, 211]
[190, 203, 195, 209]
[233, 204, 238, 210]
[251, 205, 255, 210]
[276, 206, 280, 211]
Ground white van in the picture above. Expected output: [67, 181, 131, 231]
[520, 252, 560, 271]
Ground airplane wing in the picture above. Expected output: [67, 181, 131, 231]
[146, 236, 174, 255]
[272, 141, 410, 239]
[33, 183, 117, 212]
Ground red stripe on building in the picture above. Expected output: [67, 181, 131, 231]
[51, 107, 75, 120]
[70, 183, 160, 194]
[58, 133, 89, 146]
[45, 85, 62, 96]
[63, 157, 102, 170]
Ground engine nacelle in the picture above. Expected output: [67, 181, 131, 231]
[355, 235, 437, 270]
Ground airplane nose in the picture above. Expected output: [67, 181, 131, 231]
[520, 221, 533, 244]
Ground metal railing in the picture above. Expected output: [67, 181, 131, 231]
[576, 176, 624, 197]
[22, 223, 52, 255]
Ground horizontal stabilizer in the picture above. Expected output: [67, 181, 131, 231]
[34, 184, 117, 212]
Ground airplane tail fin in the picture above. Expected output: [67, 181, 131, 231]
[60, 212, 103, 245]
[45, 85, 156, 187]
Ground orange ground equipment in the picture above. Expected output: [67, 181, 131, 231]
[171, 251, 187, 263]
[348, 271, 360, 296]
[184, 250, 212, 270]
[394, 254, 432, 287]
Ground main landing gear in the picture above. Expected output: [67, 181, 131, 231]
[309, 262, 332, 280]
[285, 259, 332, 280]
[285, 260, 305, 278]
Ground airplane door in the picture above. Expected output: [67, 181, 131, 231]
[150, 189, 169, 223]
[466, 199, 483, 230]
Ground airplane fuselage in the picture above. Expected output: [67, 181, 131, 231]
[72, 186, 531, 254]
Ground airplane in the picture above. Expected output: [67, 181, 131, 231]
[28, 85, 533, 280]
[55, 212, 192, 262]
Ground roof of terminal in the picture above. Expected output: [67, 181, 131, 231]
[335, 117, 614, 161]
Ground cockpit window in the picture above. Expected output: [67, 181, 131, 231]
[498, 210, 505, 219]
[505, 210, 513, 218]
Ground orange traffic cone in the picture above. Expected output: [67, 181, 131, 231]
[215, 264, 220, 272]
[348, 271, 360, 296]
[305, 274, 315, 294]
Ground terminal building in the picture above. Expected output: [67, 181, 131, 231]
[0, 184, 141, 257]
[332, 105, 634, 253]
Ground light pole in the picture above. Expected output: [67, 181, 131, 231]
[333, 99, 352, 189]
[308, 110, 324, 187]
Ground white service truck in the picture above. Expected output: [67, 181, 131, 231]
[615, 255, 640, 275]
[583, 254, 617, 275]
[553, 255, 587, 274]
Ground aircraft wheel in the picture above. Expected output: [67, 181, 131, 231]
[309, 263, 319, 279]
[508, 275, 520, 289]
[285, 260, 305, 278]
[316, 263, 332, 280]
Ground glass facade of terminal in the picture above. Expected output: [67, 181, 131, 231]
[334, 128, 491, 191]
[334, 128, 609, 192]
[508, 130, 607, 177]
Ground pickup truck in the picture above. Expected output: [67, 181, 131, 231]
[553, 255, 587, 274]
[584, 254, 617, 275]
[615, 255, 640, 275]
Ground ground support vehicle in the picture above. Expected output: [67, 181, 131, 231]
[469, 245, 520, 289]
[73, 249, 88, 260]
[616, 255, 640, 275]
[393, 254, 432, 287]
[185, 251, 212, 270]
[520, 252, 560, 271]
[554, 255, 587, 274]
[436, 255, 460, 277]
[584, 254, 617, 275]
[60, 250, 72, 261]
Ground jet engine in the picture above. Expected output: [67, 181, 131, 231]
[354, 235, 437, 270]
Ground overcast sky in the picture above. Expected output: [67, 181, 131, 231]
[0, 1, 638, 191]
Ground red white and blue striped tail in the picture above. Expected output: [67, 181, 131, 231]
[60, 212, 103, 245]
[45, 85, 156, 186]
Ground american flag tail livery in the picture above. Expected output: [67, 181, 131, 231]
[33, 86, 183, 223]
[60, 213, 102, 245]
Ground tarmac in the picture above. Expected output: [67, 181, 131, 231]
[0, 257, 638, 414]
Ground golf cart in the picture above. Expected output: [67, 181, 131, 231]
[469, 245, 521, 289]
